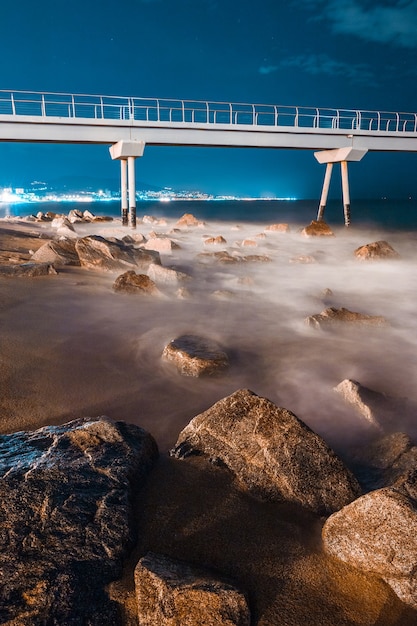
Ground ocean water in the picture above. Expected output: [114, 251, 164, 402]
[1, 197, 417, 230]
[1, 196, 417, 454]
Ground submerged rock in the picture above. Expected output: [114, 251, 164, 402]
[265, 223, 290, 232]
[171, 389, 361, 515]
[301, 220, 334, 237]
[354, 240, 400, 260]
[175, 213, 205, 228]
[113, 270, 161, 295]
[0, 416, 158, 624]
[163, 335, 229, 377]
[334, 379, 412, 431]
[322, 487, 417, 609]
[147, 263, 190, 285]
[305, 307, 387, 329]
[135, 552, 250, 626]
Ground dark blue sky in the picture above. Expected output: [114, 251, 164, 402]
[1, 0, 417, 198]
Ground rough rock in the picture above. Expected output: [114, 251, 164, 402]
[113, 270, 161, 295]
[265, 223, 289, 232]
[147, 263, 190, 285]
[334, 379, 413, 430]
[75, 235, 160, 271]
[135, 552, 250, 626]
[240, 239, 257, 247]
[204, 235, 227, 245]
[305, 306, 387, 329]
[30, 238, 80, 266]
[175, 213, 205, 228]
[0, 262, 57, 277]
[0, 416, 158, 625]
[354, 240, 400, 260]
[322, 487, 417, 608]
[171, 389, 361, 515]
[301, 220, 334, 237]
[67, 208, 84, 223]
[163, 334, 229, 377]
[143, 237, 180, 254]
[350, 432, 417, 491]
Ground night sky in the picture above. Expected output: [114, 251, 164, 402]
[1, 0, 417, 199]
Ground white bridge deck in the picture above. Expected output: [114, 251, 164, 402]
[1, 90, 417, 152]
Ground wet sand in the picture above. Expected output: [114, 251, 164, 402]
[1, 214, 417, 624]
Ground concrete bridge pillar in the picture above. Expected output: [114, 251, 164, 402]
[314, 147, 367, 226]
[109, 140, 145, 228]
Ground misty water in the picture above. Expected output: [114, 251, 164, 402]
[1, 200, 417, 458]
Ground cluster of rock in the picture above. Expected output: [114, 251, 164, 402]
[4, 385, 417, 623]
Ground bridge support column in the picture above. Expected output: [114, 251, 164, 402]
[109, 140, 145, 228]
[341, 161, 351, 227]
[314, 147, 367, 227]
[120, 159, 128, 226]
[317, 162, 333, 221]
[128, 156, 137, 229]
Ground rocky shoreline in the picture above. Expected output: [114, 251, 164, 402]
[1, 210, 417, 624]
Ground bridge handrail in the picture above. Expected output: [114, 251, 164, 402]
[1, 89, 417, 134]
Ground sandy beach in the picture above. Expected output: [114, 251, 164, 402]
[1, 211, 417, 624]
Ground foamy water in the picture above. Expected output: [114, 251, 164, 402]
[1, 213, 417, 454]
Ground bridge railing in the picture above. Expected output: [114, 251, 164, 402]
[1, 90, 417, 134]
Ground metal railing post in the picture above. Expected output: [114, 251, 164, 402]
[41, 94, 46, 116]
[10, 93, 15, 115]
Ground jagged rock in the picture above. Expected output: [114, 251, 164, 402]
[198, 251, 240, 264]
[67, 209, 84, 223]
[0, 262, 57, 277]
[305, 307, 387, 329]
[171, 389, 361, 515]
[240, 239, 257, 247]
[113, 271, 161, 295]
[92, 215, 114, 222]
[30, 238, 80, 266]
[163, 335, 229, 377]
[301, 220, 334, 237]
[83, 209, 95, 220]
[147, 263, 190, 285]
[135, 552, 250, 626]
[265, 223, 290, 232]
[75, 235, 160, 271]
[350, 432, 417, 491]
[144, 237, 180, 254]
[354, 240, 400, 260]
[334, 379, 413, 430]
[36, 211, 53, 222]
[322, 487, 417, 609]
[204, 235, 227, 245]
[175, 213, 205, 228]
[0, 416, 158, 624]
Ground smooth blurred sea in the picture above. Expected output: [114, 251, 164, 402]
[1, 198, 417, 230]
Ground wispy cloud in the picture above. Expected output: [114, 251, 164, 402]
[259, 65, 279, 75]
[279, 53, 376, 84]
[296, 0, 417, 48]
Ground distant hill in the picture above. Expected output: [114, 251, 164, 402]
[29, 176, 167, 194]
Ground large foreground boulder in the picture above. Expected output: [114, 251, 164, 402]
[75, 235, 160, 271]
[135, 552, 250, 626]
[0, 416, 158, 624]
[322, 487, 417, 609]
[171, 389, 361, 515]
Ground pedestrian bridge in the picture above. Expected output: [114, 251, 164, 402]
[1, 89, 417, 151]
[1, 89, 417, 227]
